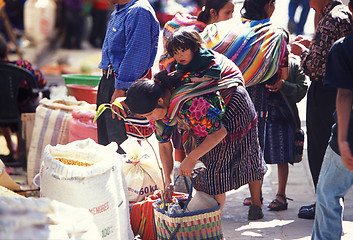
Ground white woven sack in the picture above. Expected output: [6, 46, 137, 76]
[0, 196, 100, 240]
[27, 98, 94, 187]
[39, 139, 134, 240]
[120, 138, 163, 202]
[122, 154, 163, 202]
[24, 0, 56, 44]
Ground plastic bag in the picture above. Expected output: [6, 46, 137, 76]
[121, 138, 163, 202]
[24, 0, 56, 44]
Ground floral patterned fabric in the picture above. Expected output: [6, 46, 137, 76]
[171, 91, 225, 154]
[153, 52, 244, 154]
[153, 81, 227, 154]
[179, 93, 224, 137]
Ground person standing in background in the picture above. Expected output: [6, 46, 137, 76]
[96, 0, 159, 153]
[291, 0, 353, 219]
[312, 33, 353, 240]
[63, 0, 86, 49]
[236, 0, 289, 219]
[265, 54, 308, 211]
[89, 0, 111, 48]
[201, 0, 288, 220]
[288, 0, 310, 35]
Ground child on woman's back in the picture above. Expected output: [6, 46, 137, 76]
[166, 28, 222, 83]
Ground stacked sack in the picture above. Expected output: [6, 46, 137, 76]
[39, 139, 134, 240]
[0, 192, 100, 240]
[27, 98, 95, 187]
[69, 108, 97, 143]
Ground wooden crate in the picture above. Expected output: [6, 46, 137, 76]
[21, 113, 36, 158]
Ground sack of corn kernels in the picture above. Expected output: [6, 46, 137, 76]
[39, 139, 134, 240]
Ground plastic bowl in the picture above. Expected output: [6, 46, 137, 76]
[67, 84, 98, 104]
[62, 74, 100, 94]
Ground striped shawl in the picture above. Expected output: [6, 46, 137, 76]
[202, 18, 287, 87]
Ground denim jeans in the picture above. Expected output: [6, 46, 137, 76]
[311, 146, 353, 240]
[288, 0, 310, 35]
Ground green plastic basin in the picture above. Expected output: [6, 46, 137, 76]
[62, 74, 101, 94]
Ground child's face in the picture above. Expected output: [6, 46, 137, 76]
[173, 48, 194, 66]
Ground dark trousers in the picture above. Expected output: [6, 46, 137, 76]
[89, 8, 109, 48]
[288, 0, 310, 35]
[306, 81, 337, 189]
[64, 9, 84, 49]
[246, 83, 268, 152]
[96, 73, 127, 154]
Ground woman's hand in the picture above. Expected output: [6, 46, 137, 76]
[293, 35, 311, 48]
[163, 184, 174, 203]
[110, 89, 127, 120]
[338, 141, 353, 171]
[179, 155, 198, 178]
[178, 126, 227, 178]
[291, 41, 307, 56]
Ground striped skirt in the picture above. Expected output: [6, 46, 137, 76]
[264, 97, 295, 164]
[193, 86, 267, 195]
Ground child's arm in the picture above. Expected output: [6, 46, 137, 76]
[190, 76, 212, 82]
[190, 65, 222, 83]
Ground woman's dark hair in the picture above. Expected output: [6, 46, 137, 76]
[0, 35, 7, 60]
[166, 28, 203, 56]
[197, 0, 232, 24]
[126, 71, 183, 114]
[240, 0, 273, 20]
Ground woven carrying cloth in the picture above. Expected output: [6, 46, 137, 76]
[202, 18, 287, 87]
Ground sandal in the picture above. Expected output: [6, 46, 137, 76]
[248, 204, 264, 220]
[268, 193, 293, 211]
[243, 192, 263, 206]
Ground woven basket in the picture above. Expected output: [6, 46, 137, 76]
[153, 174, 223, 240]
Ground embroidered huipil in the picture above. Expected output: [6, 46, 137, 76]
[99, 0, 159, 89]
[301, 0, 353, 82]
[152, 74, 227, 154]
[152, 52, 244, 153]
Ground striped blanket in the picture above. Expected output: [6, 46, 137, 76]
[167, 52, 244, 123]
[202, 18, 287, 87]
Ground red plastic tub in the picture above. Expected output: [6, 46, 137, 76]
[67, 84, 98, 104]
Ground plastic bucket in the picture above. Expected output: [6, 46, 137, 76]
[62, 74, 101, 94]
[67, 84, 98, 104]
